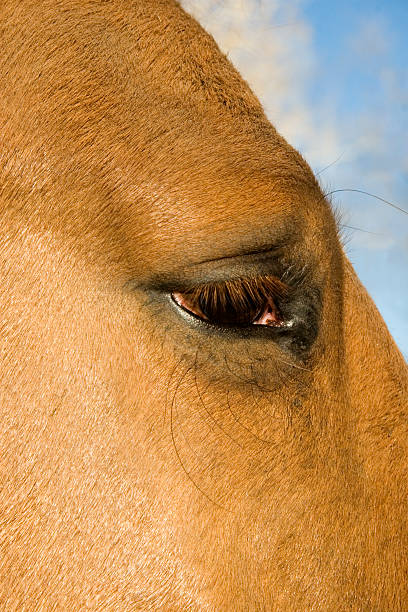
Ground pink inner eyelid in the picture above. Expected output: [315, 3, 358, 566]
[252, 297, 282, 326]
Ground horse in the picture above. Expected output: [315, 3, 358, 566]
[0, 1, 407, 609]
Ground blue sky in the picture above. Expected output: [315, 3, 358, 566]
[303, 0, 408, 357]
[183, 0, 408, 358]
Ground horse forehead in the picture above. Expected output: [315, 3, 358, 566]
[1, 0, 316, 189]
[1, 0, 322, 268]
[1, 0, 264, 126]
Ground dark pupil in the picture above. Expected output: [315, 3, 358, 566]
[198, 287, 264, 326]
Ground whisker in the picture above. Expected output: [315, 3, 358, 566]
[193, 355, 245, 451]
[169, 365, 228, 510]
[164, 358, 184, 425]
[275, 357, 312, 372]
[324, 188, 408, 216]
[315, 152, 345, 176]
[340, 224, 383, 235]
[173, 385, 213, 470]
[225, 391, 273, 445]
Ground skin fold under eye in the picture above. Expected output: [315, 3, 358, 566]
[171, 275, 288, 328]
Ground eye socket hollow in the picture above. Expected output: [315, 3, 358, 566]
[172, 275, 287, 328]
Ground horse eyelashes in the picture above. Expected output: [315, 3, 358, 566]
[172, 275, 288, 327]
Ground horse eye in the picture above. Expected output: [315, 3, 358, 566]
[171, 277, 285, 328]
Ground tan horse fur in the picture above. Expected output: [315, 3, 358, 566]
[0, 1, 407, 609]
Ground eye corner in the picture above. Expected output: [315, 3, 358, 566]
[171, 290, 206, 320]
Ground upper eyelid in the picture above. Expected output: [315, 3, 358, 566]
[173, 273, 289, 299]
[134, 248, 307, 294]
[196, 243, 288, 266]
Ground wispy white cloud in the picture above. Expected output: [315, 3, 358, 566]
[181, 0, 408, 354]
[349, 15, 391, 62]
[181, 0, 341, 167]
[181, 0, 407, 240]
